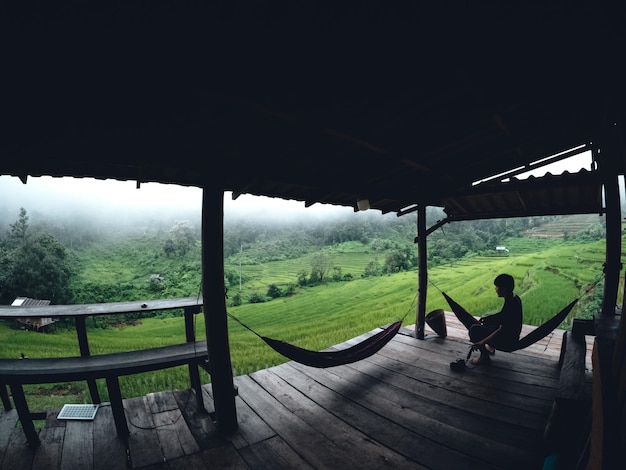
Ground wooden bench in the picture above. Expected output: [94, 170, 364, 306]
[0, 341, 210, 448]
[544, 329, 592, 468]
[0, 298, 211, 448]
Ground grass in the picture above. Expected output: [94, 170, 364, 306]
[1, 237, 619, 414]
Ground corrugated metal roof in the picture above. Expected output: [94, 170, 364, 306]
[439, 170, 604, 220]
[11, 298, 52, 307]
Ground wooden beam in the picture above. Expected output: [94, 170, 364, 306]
[415, 206, 427, 340]
[597, 149, 621, 317]
[202, 187, 237, 433]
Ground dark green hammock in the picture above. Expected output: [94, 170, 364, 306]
[441, 291, 578, 352]
[228, 312, 403, 368]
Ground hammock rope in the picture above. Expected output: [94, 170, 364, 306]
[429, 276, 602, 352]
[226, 294, 415, 368]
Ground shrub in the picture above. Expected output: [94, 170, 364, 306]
[267, 284, 282, 299]
[247, 291, 266, 303]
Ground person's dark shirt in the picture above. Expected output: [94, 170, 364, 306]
[482, 294, 523, 348]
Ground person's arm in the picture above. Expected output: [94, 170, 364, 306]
[472, 324, 503, 348]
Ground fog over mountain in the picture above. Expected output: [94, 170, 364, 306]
[0, 175, 364, 234]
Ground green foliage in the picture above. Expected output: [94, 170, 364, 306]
[308, 252, 332, 285]
[247, 291, 267, 303]
[0, 209, 75, 304]
[0, 207, 616, 413]
[266, 283, 282, 298]
[363, 258, 382, 277]
[383, 248, 412, 273]
[230, 292, 242, 306]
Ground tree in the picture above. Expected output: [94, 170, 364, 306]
[267, 284, 282, 299]
[6, 207, 29, 249]
[363, 258, 381, 277]
[169, 220, 197, 255]
[384, 249, 409, 273]
[1, 233, 74, 304]
[163, 238, 175, 257]
[309, 253, 332, 284]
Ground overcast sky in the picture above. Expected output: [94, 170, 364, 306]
[0, 175, 354, 222]
[0, 150, 598, 223]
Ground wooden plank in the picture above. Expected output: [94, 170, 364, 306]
[0, 424, 34, 470]
[167, 445, 249, 470]
[234, 374, 359, 469]
[557, 331, 591, 402]
[346, 353, 550, 435]
[238, 435, 316, 469]
[174, 389, 225, 451]
[147, 391, 200, 460]
[367, 345, 553, 414]
[203, 384, 276, 450]
[273, 362, 501, 470]
[394, 332, 561, 385]
[147, 390, 179, 413]
[60, 420, 93, 470]
[389, 335, 560, 401]
[92, 404, 128, 470]
[0, 297, 204, 319]
[387, 334, 559, 390]
[0, 409, 18, 457]
[0, 341, 208, 384]
[588, 337, 617, 469]
[32, 426, 65, 469]
[31, 410, 66, 469]
[125, 395, 164, 468]
[250, 368, 427, 468]
[0, 410, 20, 469]
[289, 361, 543, 469]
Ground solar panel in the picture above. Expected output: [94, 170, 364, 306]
[57, 404, 99, 421]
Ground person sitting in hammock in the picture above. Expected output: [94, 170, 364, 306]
[469, 273, 523, 365]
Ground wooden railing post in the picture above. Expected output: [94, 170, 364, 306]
[184, 305, 204, 409]
[75, 316, 101, 404]
[415, 204, 427, 339]
[9, 383, 40, 448]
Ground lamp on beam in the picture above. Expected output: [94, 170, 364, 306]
[357, 199, 370, 211]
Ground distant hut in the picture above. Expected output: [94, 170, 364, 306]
[11, 297, 54, 331]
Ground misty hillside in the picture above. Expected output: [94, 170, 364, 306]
[522, 214, 606, 239]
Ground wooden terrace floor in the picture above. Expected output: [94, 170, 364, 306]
[0, 312, 593, 469]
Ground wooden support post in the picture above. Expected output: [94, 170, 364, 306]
[106, 376, 130, 440]
[599, 159, 621, 317]
[75, 316, 101, 404]
[415, 205, 427, 339]
[184, 306, 204, 410]
[0, 381, 11, 410]
[588, 337, 618, 469]
[9, 383, 39, 448]
[202, 187, 237, 433]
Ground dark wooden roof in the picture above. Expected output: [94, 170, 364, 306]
[2, 1, 623, 217]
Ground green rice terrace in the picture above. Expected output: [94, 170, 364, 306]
[0, 214, 621, 416]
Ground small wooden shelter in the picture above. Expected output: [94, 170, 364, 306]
[1, 2, 625, 467]
[11, 298, 54, 331]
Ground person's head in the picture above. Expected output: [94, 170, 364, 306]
[494, 273, 515, 297]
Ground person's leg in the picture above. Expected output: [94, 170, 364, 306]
[469, 324, 493, 364]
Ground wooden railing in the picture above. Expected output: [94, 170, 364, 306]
[0, 298, 207, 448]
